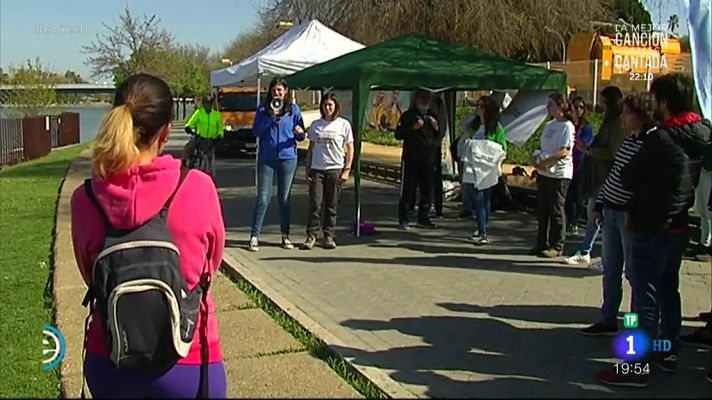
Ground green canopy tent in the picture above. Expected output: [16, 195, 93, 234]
[287, 32, 567, 236]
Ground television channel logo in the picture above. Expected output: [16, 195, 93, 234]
[42, 325, 66, 371]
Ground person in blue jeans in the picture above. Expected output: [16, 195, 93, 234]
[580, 93, 652, 337]
[597, 74, 712, 388]
[565, 87, 625, 267]
[458, 96, 507, 245]
[248, 77, 305, 252]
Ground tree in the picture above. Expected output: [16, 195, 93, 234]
[82, 5, 173, 81]
[63, 70, 85, 83]
[667, 14, 679, 34]
[3, 58, 58, 117]
[256, 0, 613, 62]
[0, 67, 8, 84]
[615, 0, 652, 25]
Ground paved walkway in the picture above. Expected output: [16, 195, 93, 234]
[53, 134, 361, 398]
[215, 138, 711, 398]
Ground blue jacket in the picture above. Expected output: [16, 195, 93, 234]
[252, 103, 306, 160]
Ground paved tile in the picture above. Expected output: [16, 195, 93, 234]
[218, 308, 304, 360]
[225, 351, 362, 398]
[216, 153, 712, 399]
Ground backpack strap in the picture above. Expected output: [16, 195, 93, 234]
[197, 268, 211, 399]
[161, 167, 190, 214]
[83, 179, 113, 230]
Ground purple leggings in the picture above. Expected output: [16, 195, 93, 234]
[85, 354, 227, 398]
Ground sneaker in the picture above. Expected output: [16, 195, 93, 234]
[696, 252, 712, 262]
[580, 322, 619, 337]
[281, 235, 294, 250]
[540, 249, 561, 258]
[477, 236, 489, 245]
[470, 231, 479, 240]
[597, 369, 649, 388]
[248, 236, 259, 252]
[652, 354, 678, 373]
[679, 329, 712, 349]
[587, 259, 604, 274]
[417, 219, 436, 229]
[398, 222, 410, 231]
[564, 251, 591, 265]
[324, 237, 337, 250]
[301, 235, 316, 250]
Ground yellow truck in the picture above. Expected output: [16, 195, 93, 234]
[215, 86, 262, 156]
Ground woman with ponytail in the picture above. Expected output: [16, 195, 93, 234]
[70, 74, 227, 398]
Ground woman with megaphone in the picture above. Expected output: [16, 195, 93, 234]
[248, 77, 306, 252]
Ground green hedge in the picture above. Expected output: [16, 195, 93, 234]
[360, 107, 604, 166]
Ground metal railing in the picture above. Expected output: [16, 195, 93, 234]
[0, 118, 24, 165]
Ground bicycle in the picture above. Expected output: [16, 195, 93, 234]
[188, 136, 215, 177]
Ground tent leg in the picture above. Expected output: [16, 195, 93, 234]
[255, 75, 261, 197]
[352, 84, 367, 238]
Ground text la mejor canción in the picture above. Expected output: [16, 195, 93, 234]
[613, 24, 670, 72]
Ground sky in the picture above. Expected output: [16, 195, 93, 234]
[0, 0, 269, 80]
[0, 0, 689, 81]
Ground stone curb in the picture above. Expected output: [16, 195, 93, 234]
[53, 148, 93, 398]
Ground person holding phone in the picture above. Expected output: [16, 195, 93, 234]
[395, 89, 440, 230]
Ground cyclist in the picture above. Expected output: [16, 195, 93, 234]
[182, 95, 223, 176]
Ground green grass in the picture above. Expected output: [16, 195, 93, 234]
[0, 144, 89, 398]
[221, 267, 388, 399]
[360, 107, 605, 166]
[362, 128, 401, 147]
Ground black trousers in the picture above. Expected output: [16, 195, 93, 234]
[432, 152, 443, 215]
[536, 175, 570, 251]
[307, 169, 341, 238]
[399, 156, 434, 224]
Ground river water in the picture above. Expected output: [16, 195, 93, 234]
[0, 104, 196, 143]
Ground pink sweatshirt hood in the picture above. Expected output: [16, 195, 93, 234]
[90, 155, 181, 230]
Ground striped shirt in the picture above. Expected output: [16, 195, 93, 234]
[595, 133, 645, 209]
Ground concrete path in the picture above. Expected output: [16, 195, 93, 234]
[214, 142, 711, 398]
[52, 132, 362, 398]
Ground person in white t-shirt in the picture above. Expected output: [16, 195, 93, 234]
[530, 92, 576, 258]
[302, 93, 355, 250]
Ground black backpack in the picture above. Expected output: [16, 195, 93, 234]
[80, 168, 211, 398]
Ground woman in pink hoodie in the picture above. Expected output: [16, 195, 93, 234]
[71, 74, 227, 398]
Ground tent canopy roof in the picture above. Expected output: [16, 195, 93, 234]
[210, 19, 364, 87]
[287, 33, 567, 91]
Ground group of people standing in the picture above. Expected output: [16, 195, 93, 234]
[66, 70, 710, 398]
[246, 77, 355, 252]
[529, 74, 711, 387]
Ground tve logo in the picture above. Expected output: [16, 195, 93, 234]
[42, 325, 66, 371]
[652, 339, 672, 353]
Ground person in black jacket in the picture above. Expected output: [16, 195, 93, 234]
[395, 89, 440, 229]
[598, 73, 712, 388]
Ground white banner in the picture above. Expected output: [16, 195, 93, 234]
[500, 90, 552, 146]
[681, 0, 712, 120]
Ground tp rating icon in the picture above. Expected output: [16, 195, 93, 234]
[623, 312, 639, 328]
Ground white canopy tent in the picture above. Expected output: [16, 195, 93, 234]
[210, 19, 365, 89]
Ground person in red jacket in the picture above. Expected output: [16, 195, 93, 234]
[70, 73, 227, 398]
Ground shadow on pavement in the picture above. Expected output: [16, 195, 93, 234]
[333, 305, 711, 398]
